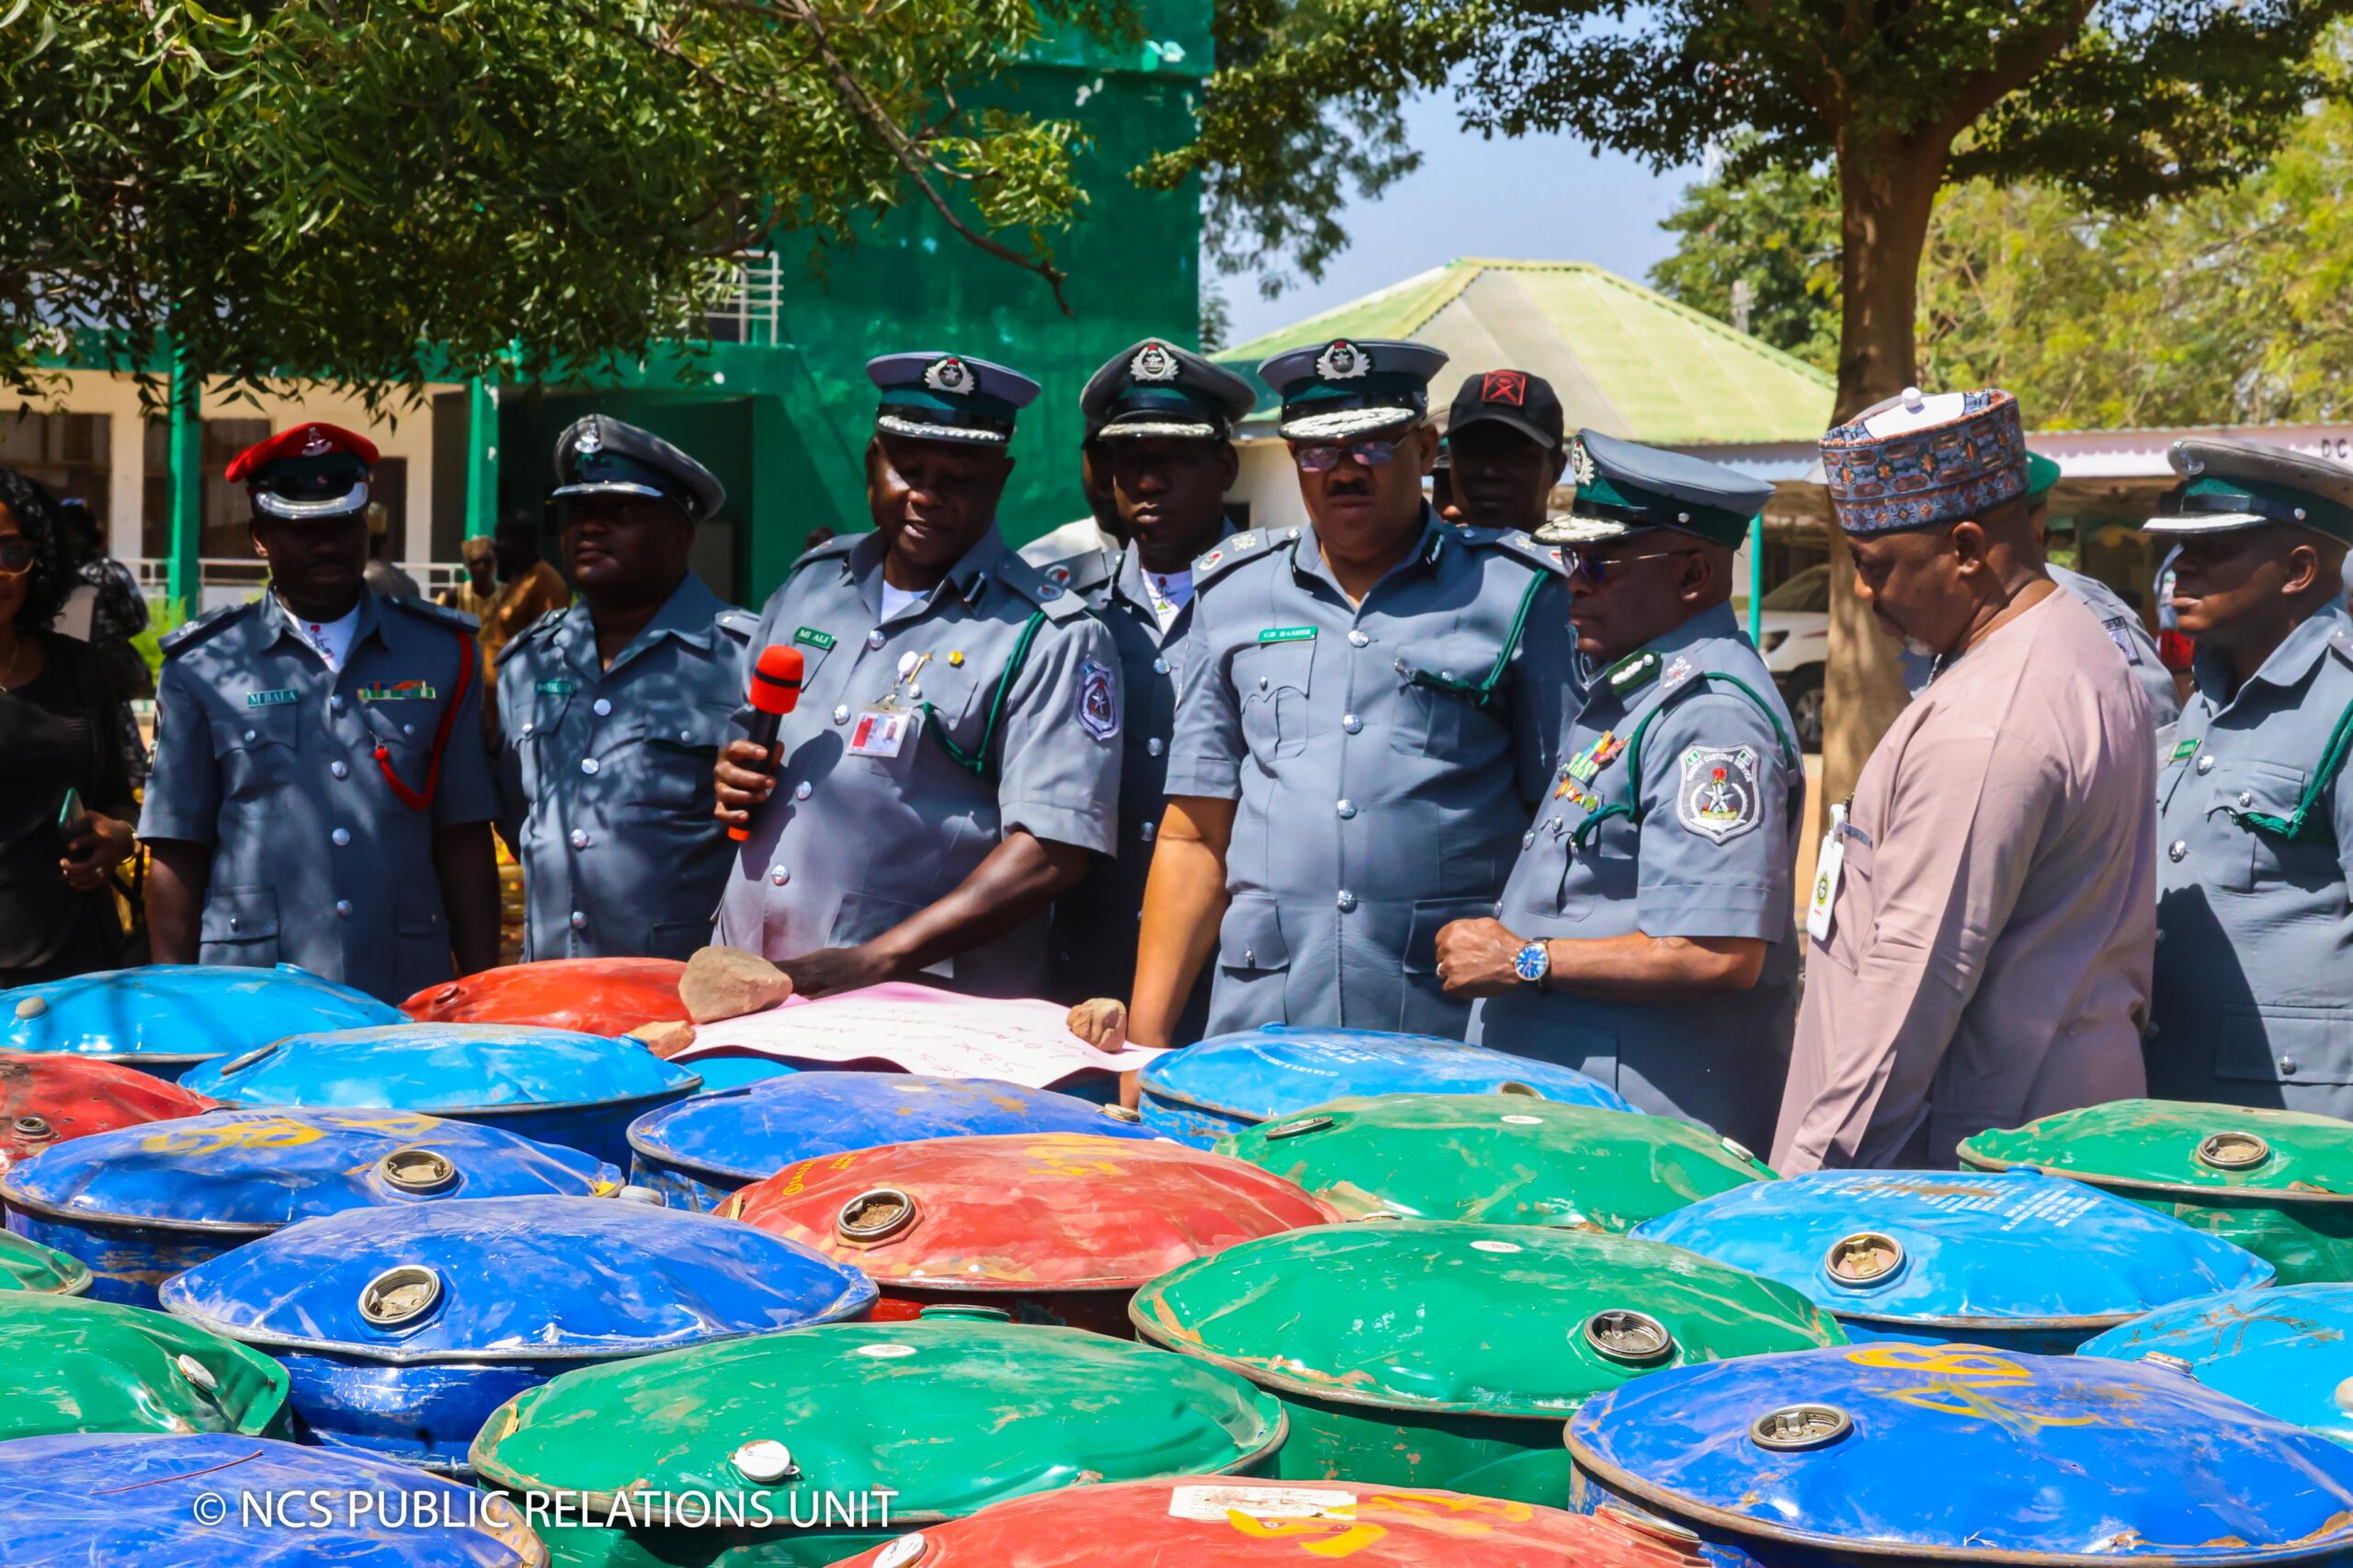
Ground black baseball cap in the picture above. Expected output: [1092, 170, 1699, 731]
[1445, 369, 1565, 453]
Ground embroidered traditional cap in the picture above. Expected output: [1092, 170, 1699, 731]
[1257, 337, 1449, 442]
[866, 351, 1041, 448]
[2144, 437, 2353, 546]
[225, 423, 379, 521]
[1079, 338, 1257, 443]
[1444, 369, 1565, 452]
[550, 414, 726, 521]
[1818, 387, 2029, 535]
[1532, 428, 1773, 548]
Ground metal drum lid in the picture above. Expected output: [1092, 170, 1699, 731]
[402, 957, 691, 1039]
[2081, 1283, 2353, 1447]
[830, 1477, 1709, 1567]
[0, 1432, 545, 1564]
[1632, 1169, 2272, 1334]
[161, 1196, 876, 1360]
[1568, 1344, 2353, 1562]
[1131, 1221, 1840, 1417]
[0, 1290, 290, 1440]
[1220, 1094, 1771, 1228]
[0, 963, 402, 1070]
[181, 1022, 701, 1115]
[630, 1073, 1159, 1187]
[0, 1108, 620, 1232]
[468, 1320, 1285, 1524]
[0, 1229, 91, 1294]
[724, 1132, 1333, 1292]
[0, 1051, 217, 1176]
[1961, 1098, 2353, 1199]
[1142, 1027, 1633, 1123]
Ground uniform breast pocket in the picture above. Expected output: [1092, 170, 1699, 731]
[636, 703, 739, 812]
[1557, 815, 1635, 922]
[211, 707, 300, 799]
[1388, 636, 1495, 757]
[2202, 759, 2310, 894]
[1236, 641, 1314, 759]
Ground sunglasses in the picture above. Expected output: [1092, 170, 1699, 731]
[1290, 438, 1403, 473]
[0, 539, 34, 575]
[1561, 546, 1688, 585]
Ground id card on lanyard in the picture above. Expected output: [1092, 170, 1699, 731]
[1806, 802, 1848, 942]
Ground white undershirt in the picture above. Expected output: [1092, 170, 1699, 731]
[289, 599, 360, 673]
[878, 583, 926, 623]
[1142, 567, 1194, 631]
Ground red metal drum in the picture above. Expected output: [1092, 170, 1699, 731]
[0, 1051, 215, 1178]
[824, 1477, 1710, 1567]
[724, 1131, 1336, 1336]
[401, 958, 690, 1039]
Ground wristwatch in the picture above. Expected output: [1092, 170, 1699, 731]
[1512, 938, 1552, 991]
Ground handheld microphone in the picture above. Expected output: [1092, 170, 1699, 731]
[731, 644, 804, 843]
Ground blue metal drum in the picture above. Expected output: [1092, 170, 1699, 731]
[1138, 1026, 1635, 1148]
[1633, 1168, 2272, 1353]
[628, 1072, 1162, 1210]
[182, 1022, 701, 1170]
[0, 964, 402, 1083]
[0, 1108, 622, 1307]
[2081, 1282, 2353, 1448]
[1566, 1344, 2353, 1567]
[0, 1430, 546, 1563]
[161, 1196, 877, 1472]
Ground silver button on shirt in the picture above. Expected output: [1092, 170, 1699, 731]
[330, 828, 350, 847]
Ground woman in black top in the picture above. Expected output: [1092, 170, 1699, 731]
[0, 468, 138, 984]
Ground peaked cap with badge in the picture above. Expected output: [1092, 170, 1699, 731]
[551, 415, 726, 522]
[1256, 337, 1449, 442]
[1080, 338, 1257, 443]
[867, 351, 1041, 448]
[1533, 428, 1773, 549]
[2144, 437, 2353, 547]
[225, 423, 380, 522]
[1445, 369, 1566, 452]
[1819, 388, 2029, 535]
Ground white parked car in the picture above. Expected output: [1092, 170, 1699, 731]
[1755, 562, 1829, 753]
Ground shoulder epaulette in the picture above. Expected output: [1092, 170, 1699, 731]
[2329, 619, 2353, 666]
[788, 534, 863, 575]
[1039, 548, 1116, 597]
[715, 608, 759, 642]
[1473, 528, 1573, 579]
[158, 599, 255, 659]
[383, 594, 483, 635]
[493, 606, 567, 667]
[1193, 527, 1295, 586]
[995, 553, 1095, 624]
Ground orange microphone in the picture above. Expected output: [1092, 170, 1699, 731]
[731, 644, 804, 843]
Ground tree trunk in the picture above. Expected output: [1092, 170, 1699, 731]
[1819, 136, 1949, 829]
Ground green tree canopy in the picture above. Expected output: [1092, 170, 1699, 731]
[0, 0, 1120, 409]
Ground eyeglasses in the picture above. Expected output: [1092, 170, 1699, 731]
[0, 539, 35, 575]
[1561, 547, 1687, 585]
[1290, 439, 1402, 473]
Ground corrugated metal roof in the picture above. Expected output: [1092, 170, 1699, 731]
[1219, 257, 1835, 446]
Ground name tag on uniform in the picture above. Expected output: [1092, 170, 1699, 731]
[795, 627, 835, 651]
[535, 678, 576, 698]
[1805, 803, 1849, 943]
[848, 710, 910, 758]
[245, 689, 298, 708]
[1257, 626, 1316, 644]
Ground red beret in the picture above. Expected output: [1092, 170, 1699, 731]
[224, 422, 380, 484]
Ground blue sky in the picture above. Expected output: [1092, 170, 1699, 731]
[1219, 92, 1706, 346]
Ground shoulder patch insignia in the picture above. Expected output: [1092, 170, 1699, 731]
[1047, 564, 1072, 585]
[1679, 744, 1763, 844]
[1659, 654, 1699, 698]
[1077, 658, 1118, 741]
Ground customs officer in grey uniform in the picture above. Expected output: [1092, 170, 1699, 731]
[1043, 338, 1256, 1038]
[710, 352, 1122, 998]
[1904, 449, 2181, 735]
[142, 423, 501, 1003]
[1436, 432, 1801, 1151]
[1127, 337, 1580, 1047]
[494, 415, 755, 961]
[2144, 437, 2353, 1118]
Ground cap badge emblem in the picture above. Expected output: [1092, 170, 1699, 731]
[1130, 342, 1179, 382]
[574, 424, 603, 455]
[1314, 339, 1369, 381]
[924, 356, 973, 397]
[300, 429, 331, 456]
[1568, 437, 1597, 488]
[1482, 370, 1529, 407]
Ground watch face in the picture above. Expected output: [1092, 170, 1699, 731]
[1513, 942, 1548, 982]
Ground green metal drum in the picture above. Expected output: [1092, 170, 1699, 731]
[0, 1230, 89, 1295]
[468, 1315, 1286, 1567]
[1217, 1096, 1773, 1228]
[0, 1290, 291, 1440]
[1128, 1221, 1843, 1505]
[1959, 1099, 2353, 1284]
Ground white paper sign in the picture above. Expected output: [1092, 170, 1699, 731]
[673, 982, 1163, 1088]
